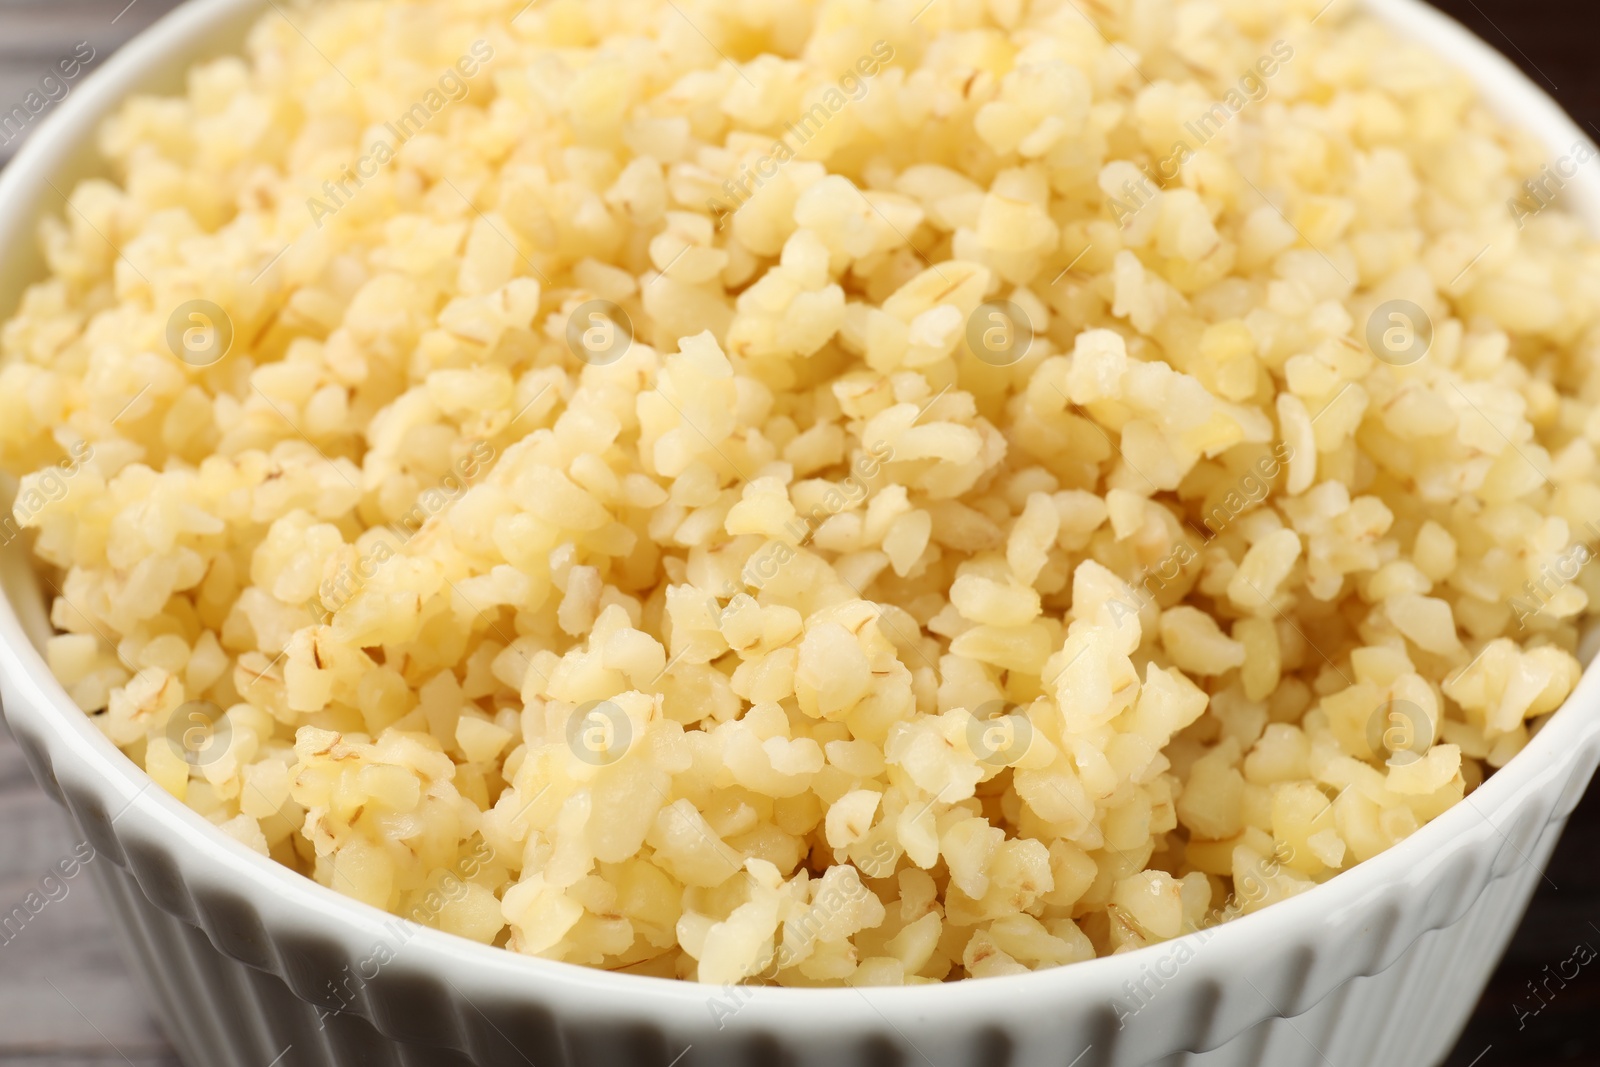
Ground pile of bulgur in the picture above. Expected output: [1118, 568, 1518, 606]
[3, 0, 1597, 985]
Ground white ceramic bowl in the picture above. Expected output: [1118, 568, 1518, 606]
[3, 2, 1599, 1065]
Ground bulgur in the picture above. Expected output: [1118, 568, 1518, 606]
[2, 0, 1597, 986]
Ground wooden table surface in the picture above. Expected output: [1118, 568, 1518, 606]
[1, 1, 1598, 1065]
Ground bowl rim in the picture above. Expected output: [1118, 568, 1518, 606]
[1, 0, 1598, 1037]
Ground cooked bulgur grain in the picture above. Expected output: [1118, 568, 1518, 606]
[4, 0, 1597, 985]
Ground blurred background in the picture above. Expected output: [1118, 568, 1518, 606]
[0, 0, 1597, 1064]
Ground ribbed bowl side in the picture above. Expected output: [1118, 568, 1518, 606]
[56, 737, 1587, 1067]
